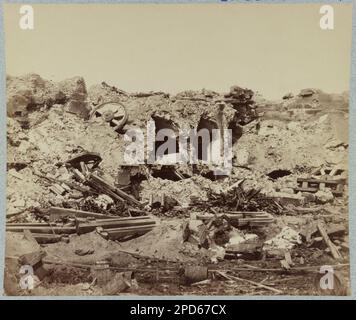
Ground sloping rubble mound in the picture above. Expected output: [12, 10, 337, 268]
[7, 74, 89, 117]
[5, 73, 350, 296]
[139, 175, 229, 206]
[6, 74, 258, 214]
[118, 219, 210, 262]
[234, 114, 348, 174]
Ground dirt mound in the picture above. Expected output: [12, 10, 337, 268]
[44, 232, 136, 265]
[119, 219, 208, 262]
[139, 175, 229, 206]
[234, 114, 348, 175]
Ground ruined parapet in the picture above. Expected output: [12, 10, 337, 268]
[60, 77, 91, 119]
[223, 85, 257, 125]
[6, 73, 66, 117]
[6, 74, 91, 119]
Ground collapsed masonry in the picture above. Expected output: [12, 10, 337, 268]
[5, 74, 350, 296]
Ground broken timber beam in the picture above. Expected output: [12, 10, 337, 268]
[90, 173, 143, 207]
[49, 207, 115, 222]
[195, 212, 274, 227]
[105, 225, 154, 240]
[6, 225, 76, 234]
[87, 179, 126, 203]
[32, 233, 63, 244]
[76, 217, 155, 235]
[317, 223, 342, 260]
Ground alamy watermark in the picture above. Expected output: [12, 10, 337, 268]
[123, 119, 232, 175]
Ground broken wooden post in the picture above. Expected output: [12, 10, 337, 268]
[317, 223, 342, 260]
[90, 173, 143, 207]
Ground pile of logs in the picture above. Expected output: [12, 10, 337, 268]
[6, 207, 156, 243]
[196, 211, 274, 228]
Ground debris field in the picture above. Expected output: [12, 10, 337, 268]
[5, 73, 350, 296]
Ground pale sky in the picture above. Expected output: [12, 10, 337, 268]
[3, 3, 353, 99]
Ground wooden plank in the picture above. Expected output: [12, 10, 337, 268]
[32, 233, 63, 244]
[302, 181, 309, 188]
[7, 223, 51, 227]
[6, 225, 76, 234]
[49, 207, 115, 221]
[227, 211, 266, 216]
[90, 173, 143, 207]
[294, 187, 343, 196]
[106, 226, 154, 240]
[297, 178, 344, 185]
[294, 186, 318, 193]
[87, 180, 126, 203]
[196, 212, 269, 220]
[93, 216, 151, 223]
[105, 225, 156, 233]
[77, 219, 155, 235]
[72, 168, 86, 182]
[317, 223, 342, 260]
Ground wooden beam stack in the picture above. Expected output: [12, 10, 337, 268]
[195, 211, 274, 228]
[6, 207, 156, 243]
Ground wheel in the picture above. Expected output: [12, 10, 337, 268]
[90, 101, 128, 131]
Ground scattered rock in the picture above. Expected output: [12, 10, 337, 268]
[263, 226, 302, 251]
[234, 148, 250, 166]
[315, 189, 334, 204]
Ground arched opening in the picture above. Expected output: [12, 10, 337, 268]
[196, 118, 218, 161]
[152, 116, 179, 158]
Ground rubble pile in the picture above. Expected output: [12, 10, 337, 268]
[4, 74, 350, 296]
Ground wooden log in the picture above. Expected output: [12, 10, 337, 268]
[105, 225, 154, 240]
[93, 216, 152, 223]
[49, 184, 65, 195]
[7, 223, 51, 227]
[87, 179, 126, 203]
[105, 225, 155, 233]
[227, 211, 267, 216]
[317, 223, 342, 260]
[105, 227, 153, 239]
[72, 168, 86, 182]
[238, 218, 274, 222]
[6, 225, 76, 234]
[32, 233, 63, 244]
[107, 230, 152, 240]
[33, 171, 93, 193]
[216, 271, 282, 294]
[76, 219, 155, 235]
[49, 207, 114, 222]
[80, 161, 87, 176]
[90, 173, 142, 207]
[196, 212, 269, 220]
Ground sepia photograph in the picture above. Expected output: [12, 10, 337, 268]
[2, 2, 353, 297]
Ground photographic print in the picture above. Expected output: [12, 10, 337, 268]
[2, 2, 353, 297]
